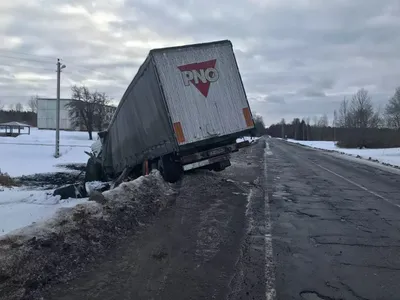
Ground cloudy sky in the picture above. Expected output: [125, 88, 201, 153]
[1, 0, 400, 125]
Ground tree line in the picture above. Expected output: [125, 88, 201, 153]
[0, 110, 37, 127]
[0, 96, 38, 114]
[267, 87, 400, 148]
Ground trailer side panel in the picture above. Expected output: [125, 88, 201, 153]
[103, 58, 177, 175]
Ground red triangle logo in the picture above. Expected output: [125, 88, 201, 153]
[178, 59, 218, 97]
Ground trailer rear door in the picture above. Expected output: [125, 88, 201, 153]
[152, 40, 254, 146]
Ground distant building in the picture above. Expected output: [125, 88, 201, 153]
[37, 98, 116, 131]
[37, 98, 73, 130]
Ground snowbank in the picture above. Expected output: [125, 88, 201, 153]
[0, 171, 175, 300]
[236, 136, 260, 144]
[288, 140, 400, 168]
[0, 128, 96, 177]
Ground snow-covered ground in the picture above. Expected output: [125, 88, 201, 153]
[0, 190, 87, 236]
[0, 132, 255, 238]
[0, 128, 96, 177]
[0, 128, 97, 237]
[288, 140, 400, 168]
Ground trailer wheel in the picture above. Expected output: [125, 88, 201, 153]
[159, 155, 183, 183]
[212, 160, 231, 172]
[85, 157, 105, 183]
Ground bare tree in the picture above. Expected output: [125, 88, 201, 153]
[349, 88, 380, 128]
[15, 102, 23, 112]
[0, 100, 4, 110]
[337, 97, 350, 128]
[385, 87, 400, 130]
[333, 110, 338, 141]
[66, 85, 110, 140]
[27, 95, 38, 113]
[253, 115, 267, 136]
[312, 116, 318, 127]
[92, 92, 111, 131]
[280, 118, 285, 138]
[292, 118, 301, 139]
[333, 110, 338, 127]
[317, 114, 328, 127]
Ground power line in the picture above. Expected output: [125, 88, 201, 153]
[63, 61, 120, 81]
[0, 49, 56, 61]
[0, 51, 128, 81]
[0, 63, 56, 72]
[0, 95, 37, 98]
[0, 54, 55, 64]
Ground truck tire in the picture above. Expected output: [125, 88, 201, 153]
[159, 155, 183, 183]
[212, 160, 231, 172]
[84, 157, 105, 183]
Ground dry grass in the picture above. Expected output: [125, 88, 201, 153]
[0, 171, 19, 187]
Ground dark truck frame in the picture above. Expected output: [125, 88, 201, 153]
[85, 40, 256, 184]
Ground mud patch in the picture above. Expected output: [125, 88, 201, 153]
[56, 163, 87, 172]
[15, 172, 84, 190]
[300, 291, 336, 300]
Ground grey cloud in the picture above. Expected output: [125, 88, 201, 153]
[265, 95, 285, 104]
[0, 0, 399, 126]
[297, 87, 326, 98]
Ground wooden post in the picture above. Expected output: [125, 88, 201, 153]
[143, 160, 149, 176]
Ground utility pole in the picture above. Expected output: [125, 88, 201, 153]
[55, 59, 66, 158]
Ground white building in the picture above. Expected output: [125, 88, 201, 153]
[37, 98, 116, 131]
[37, 98, 76, 130]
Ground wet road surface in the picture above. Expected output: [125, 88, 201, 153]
[269, 139, 400, 300]
[44, 138, 400, 300]
[44, 140, 268, 300]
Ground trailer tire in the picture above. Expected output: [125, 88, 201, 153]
[212, 160, 231, 172]
[85, 157, 104, 183]
[159, 155, 183, 183]
[212, 164, 225, 172]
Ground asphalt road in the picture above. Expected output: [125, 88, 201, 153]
[44, 140, 267, 300]
[269, 138, 400, 300]
[43, 138, 400, 300]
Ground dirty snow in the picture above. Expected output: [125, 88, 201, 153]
[236, 136, 260, 143]
[0, 172, 162, 238]
[0, 128, 97, 177]
[0, 130, 249, 242]
[288, 140, 400, 168]
[0, 171, 174, 300]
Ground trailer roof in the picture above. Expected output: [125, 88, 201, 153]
[149, 39, 232, 54]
